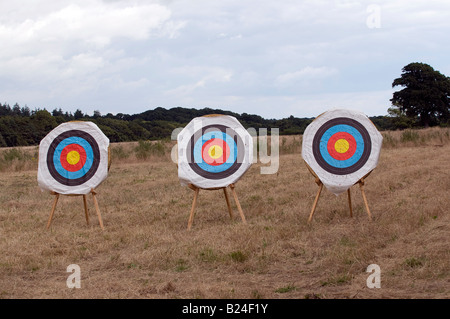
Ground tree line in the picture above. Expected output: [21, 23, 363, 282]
[1, 62, 448, 148]
[0, 103, 395, 148]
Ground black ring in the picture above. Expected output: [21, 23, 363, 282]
[187, 124, 245, 180]
[47, 130, 100, 186]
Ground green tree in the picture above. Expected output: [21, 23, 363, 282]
[74, 109, 84, 119]
[31, 109, 58, 140]
[0, 132, 6, 147]
[386, 106, 414, 130]
[93, 110, 101, 118]
[391, 62, 450, 127]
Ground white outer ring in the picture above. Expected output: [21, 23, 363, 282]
[301, 108, 383, 195]
[37, 121, 110, 195]
[177, 115, 253, 189]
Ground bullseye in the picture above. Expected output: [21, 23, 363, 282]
[335, 139, 349, 153]
[201, 138, 230, 166]
[60, 143, 87, 172]
[67, 151, 80, 165]
[208, 145, 223, 159]
[326, 131, 357, 161]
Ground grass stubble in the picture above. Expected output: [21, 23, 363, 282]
[0, 127, 448, 299]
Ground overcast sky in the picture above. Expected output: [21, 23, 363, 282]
[1, 0, 449, 119]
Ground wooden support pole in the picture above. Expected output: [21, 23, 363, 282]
[91, 190, 104, 230]
[347, 189, 353, 218]
[359, 179, 373, 221]
[186, 183, 247, 229]
[223, 187, 234, 219]
[45, 190, 104, 230]
[83, 194, 90, 225]
[46, 193, 60, 229]
[307, 182, 323, 223]
[229, 184, 247, 224]
[187, 187, 199, 230]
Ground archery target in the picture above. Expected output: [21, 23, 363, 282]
[302, 109, 383, 195]
[38, 121, 110, 195]
[178, 115, 253, 189]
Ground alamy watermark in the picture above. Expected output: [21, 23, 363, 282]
[65, 264, 380, 289]
[366, 4, 381, 29]
[171, 126, 280, 175]
[366, 264, 381, 288]
[66, 264, 81, 289]
[249, 128, 280, 175]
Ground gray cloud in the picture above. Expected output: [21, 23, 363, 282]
[1, 0, 449, 118]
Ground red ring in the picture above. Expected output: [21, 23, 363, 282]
[60, 144, 87, 172]
[201, 138, 230, 166]
[327, 132, 357, 161]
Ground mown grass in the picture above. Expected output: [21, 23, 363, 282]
[0, 127, 449, 298]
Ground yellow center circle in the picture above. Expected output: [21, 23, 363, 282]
[334, 139, 350, 153]
[208, 145, 223, 159]
[67, 150, 80, 165]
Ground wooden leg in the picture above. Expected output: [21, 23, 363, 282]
[359, 180, 373, 221]
[223, 188, 234, 219]
[83, 195, 90, 225]
[347, 189, 353, 218]
[91, 191, 104, 230]
[187, 187, 199, 230]
[308, 182, 323, 223]
[46, 193, 60, 229]
[229, 184, 247, 224]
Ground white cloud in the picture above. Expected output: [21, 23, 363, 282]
[200, 89, 394, 119]
[276, 66, 339, 85]
[0, 1, 175, 55]
[164, 66, 233, 96]
[0, 0, 184, 112]
[1, 0, 450, 118]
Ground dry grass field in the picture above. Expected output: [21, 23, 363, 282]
[0, 127, 449, 299]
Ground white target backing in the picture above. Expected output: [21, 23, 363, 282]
[177, 115, 253, 189]
[37, 121, 110, 195]
[302, 108, 383, 195]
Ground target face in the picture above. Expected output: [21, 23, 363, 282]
[47, 130, 101, 186]
[38, 122, 110, 195]
[302, 109, 383, 195]
[187, 124, 245, 180]
[313, 117, 371, 175]
[178, 115, 253, 189]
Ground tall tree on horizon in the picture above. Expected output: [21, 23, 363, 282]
[391, 62, 450, 127]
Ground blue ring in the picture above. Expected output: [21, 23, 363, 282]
[53, 136, 94, 179]
[319, 124, 364, 169]
[193, 131, 237, 173]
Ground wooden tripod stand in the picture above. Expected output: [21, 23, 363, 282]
[46, 189, 104, 230]
[306, 165, 373, 223]
[187, 183, 247, 230]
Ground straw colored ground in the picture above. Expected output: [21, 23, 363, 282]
[0, 127, 449, 299]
